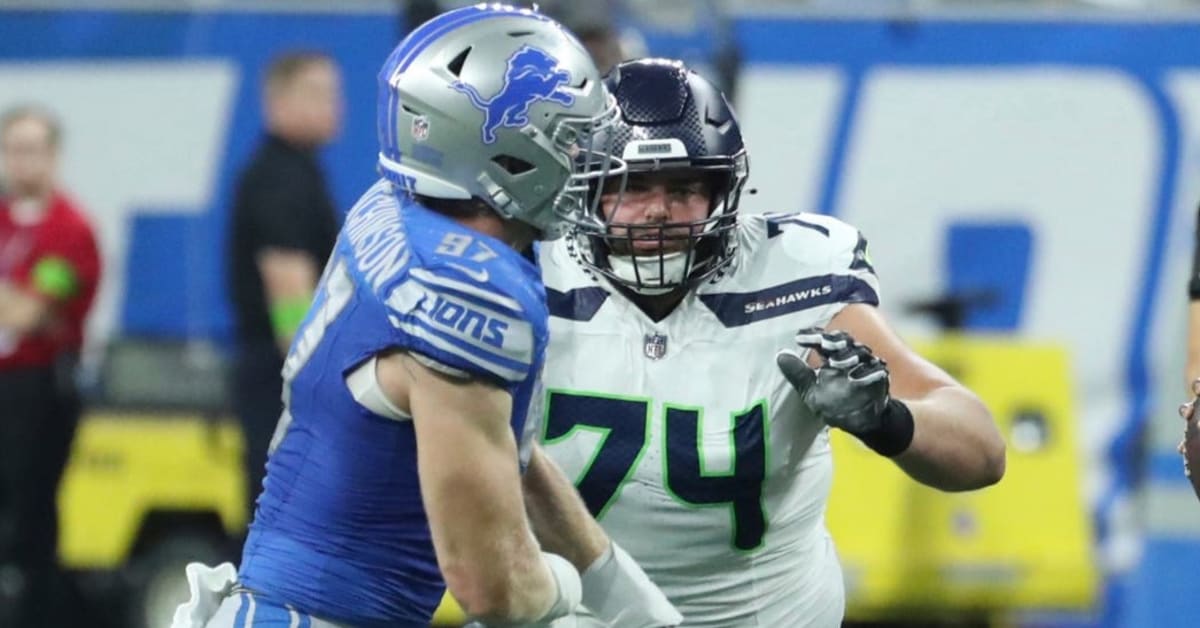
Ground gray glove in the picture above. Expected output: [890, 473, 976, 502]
[776, 328, 913, 456]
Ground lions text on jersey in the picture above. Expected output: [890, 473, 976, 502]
[238, 180, 549, 627]
[539, 213, 879, 627]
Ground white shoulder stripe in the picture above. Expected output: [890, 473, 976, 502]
[409, 267, 523, 313]
[385, 280, 534, 367]
[410, 307, 533, 364]
[391, 316, 527, 382]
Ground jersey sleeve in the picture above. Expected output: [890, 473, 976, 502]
[826, 220, 881, 307]
[771, 212, 881, 308]
[382, 262, 537, 385]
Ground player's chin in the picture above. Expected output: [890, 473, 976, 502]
[607, 240, 689, 257]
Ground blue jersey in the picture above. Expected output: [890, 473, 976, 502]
[238, 180, 549, 627]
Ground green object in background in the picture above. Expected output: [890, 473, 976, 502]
[31, 256, 78, 300]
[270, 297, 310, 339]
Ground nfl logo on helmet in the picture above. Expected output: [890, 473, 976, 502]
[643, 333, 668, 360]
[411, 115, 430, 142]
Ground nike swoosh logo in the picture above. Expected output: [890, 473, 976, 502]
[446, 262, 490, 283]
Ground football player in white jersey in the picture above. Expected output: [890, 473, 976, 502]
[537, 58, 1007, 627]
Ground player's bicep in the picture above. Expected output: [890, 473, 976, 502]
[395, 352, 530, 568]
[402, 350, 515, 446]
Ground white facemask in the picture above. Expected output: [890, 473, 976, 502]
[606, 250, 689, 295]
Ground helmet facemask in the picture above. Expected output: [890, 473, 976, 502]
[565, 57, 750, 295]
[573, 152, 747, 295]
[545, 92, 627, 239]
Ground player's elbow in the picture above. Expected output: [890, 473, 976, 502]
[442, 562, 498, 618]
[976, 436, 1006, 489]
[955, 397, 1006, 490]
[441, 561, 529, 622]
[954, 421, 1006, 491]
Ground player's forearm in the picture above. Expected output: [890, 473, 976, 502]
[412, 403, 559, 619]
[524, 445, 683, 628]
[523, 444, 609, 571]
[425, 450, 561, 623]
[892, 386, 1006, 491]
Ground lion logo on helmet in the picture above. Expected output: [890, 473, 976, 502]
[451, 45, 576, 144]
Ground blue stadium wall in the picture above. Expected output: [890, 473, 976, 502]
[1, 9, 1199, 628]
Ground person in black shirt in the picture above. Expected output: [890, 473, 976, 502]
[228, 51, 342, 522]
[1188, 212, 1200, 391]
[1180, 207, 1200, 499]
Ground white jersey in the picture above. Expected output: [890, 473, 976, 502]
[538, 213, 881, 628]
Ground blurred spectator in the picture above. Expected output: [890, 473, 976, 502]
[401, 0, 740, 100]
[1179, 381, 1200, 502]
[227, 51, 342, 523]
[402, 0, 642, 74]
[1187, 207, 1200, 392]
[0, 104, 101, 626]
[1184, 206, 1200, 496]
[540, 0, 640, 75]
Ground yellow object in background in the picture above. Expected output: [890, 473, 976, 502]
[433, 592, 468, 625]
[59, 412, 246, 569]
[58, 412, 249, 628]
[828, 335, 1097, 619]
[58, 410, 470, 626]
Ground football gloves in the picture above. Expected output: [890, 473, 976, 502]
[777, 328, 914, 457]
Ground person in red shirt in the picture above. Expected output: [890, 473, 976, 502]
[0, 104, 100, 626]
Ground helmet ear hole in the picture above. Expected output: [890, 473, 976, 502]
[446, 47, 472, 77]
[492, 155, 536, 176]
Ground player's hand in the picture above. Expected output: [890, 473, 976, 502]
[776, 328, 890, 434]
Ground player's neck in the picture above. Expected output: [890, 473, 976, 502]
[458, 213, 535, 253]
[620, 285, 688, 322]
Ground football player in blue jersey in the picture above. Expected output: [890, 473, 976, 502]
[538, 58, 1007, 627]
[172, 5, 681, 628]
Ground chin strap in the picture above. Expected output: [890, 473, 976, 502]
[606, 250, 689, 294]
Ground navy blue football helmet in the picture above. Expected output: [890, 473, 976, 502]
[569, 58, 749, 293]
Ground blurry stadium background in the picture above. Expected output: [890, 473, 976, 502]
[2, 0, 1199, 626]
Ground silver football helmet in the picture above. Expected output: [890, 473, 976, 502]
[377, 3, 625, 239]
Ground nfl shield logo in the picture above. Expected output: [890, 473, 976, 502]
[643, 333, 668, 360]
[411, 115, 430, 142]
